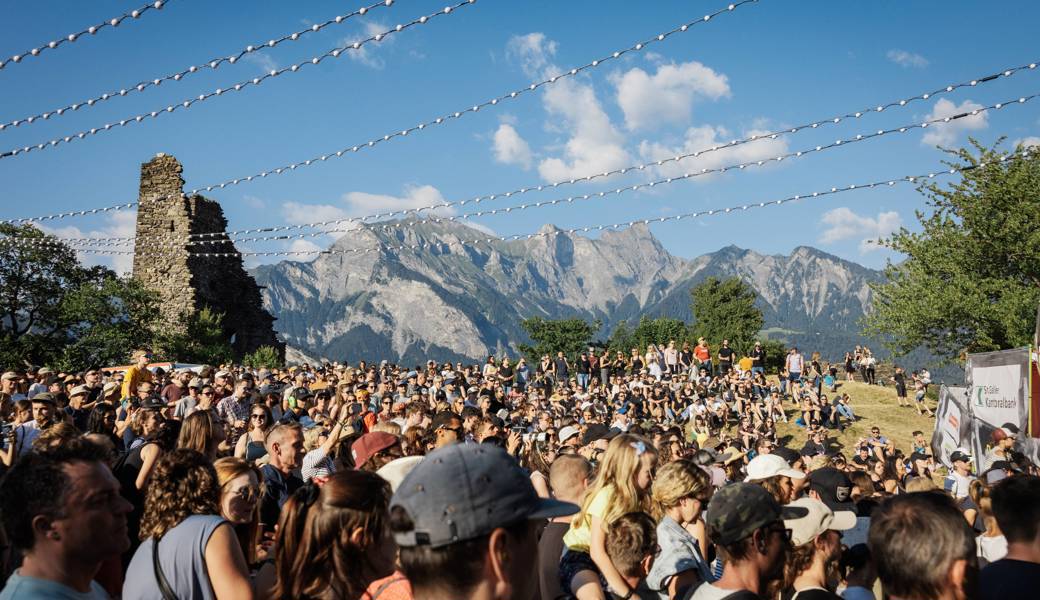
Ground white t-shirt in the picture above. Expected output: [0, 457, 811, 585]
[787, 353, 804, 373]
[945, 471, 974, 499]
[977, 534, 1008, 564]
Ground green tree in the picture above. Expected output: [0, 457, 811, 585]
[631, 316, 692, 350]
[243, 345, 285, 369]
[0, 223, 163, 369]
[689, 276, 764, 354]
[55, 275, 161, 371]
[864, 140, 1040, 362]
[607, 319, 635, 353]
[158, 306, 234, 366]
[518, 317, 600, 362]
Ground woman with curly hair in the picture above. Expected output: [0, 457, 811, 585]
[122, 449, 255, 599]
[268, 469, 396, 600]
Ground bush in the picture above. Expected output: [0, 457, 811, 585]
[243, 345, 284, 369]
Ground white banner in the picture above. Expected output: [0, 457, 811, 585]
[970, 364, 1022, 427]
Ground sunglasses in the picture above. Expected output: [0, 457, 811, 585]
[251, 414, 267, 420]
[231, 485, 260, 503]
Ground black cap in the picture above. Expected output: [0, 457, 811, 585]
[772, 446, 801, 465]
[581, 423, 618, 447]
[806, 467, 854, 511]
[139, 397, 165, 411]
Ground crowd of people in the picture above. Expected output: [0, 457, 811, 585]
[0, 341, 1038, 600]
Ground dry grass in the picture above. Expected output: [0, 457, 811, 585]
[773, 380, 937, 456]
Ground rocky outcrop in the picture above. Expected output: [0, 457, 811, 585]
[132, 154, 283, 359]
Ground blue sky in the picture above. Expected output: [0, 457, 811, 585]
[2, 0, 1038, 274]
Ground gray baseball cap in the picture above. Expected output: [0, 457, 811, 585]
[391, 443, 578, 548]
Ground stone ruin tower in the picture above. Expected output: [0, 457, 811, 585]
[132, 153, 284, 360]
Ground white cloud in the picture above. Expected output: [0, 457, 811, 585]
[242, 51, 278, 74]
[492, 123, 533, 169]
[1013, 136, 1040, 149]
[537, 77, 633, 182]
[40, 210, 138, 274]
[819, 207, 902, 253]
[612, 61, 730, 131]
[341, 184, 453, 216]
[637, 124, 789, 181]
[505, 33, 632, 183]
[886, 49, 929, 69]
[506, 32, 557, 78]
[921, 98, 988, 147]
[344, 21, 392, 69]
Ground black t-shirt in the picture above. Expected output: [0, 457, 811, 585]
[538, 521, 569, 600]
[783, 589, 842, 600]
[554, 357, 569, 378]
[980, 559, 1040, 600]
[498, 365, 514, 381]
[718, 347, 734, 363]
[750, 348, 765, 367]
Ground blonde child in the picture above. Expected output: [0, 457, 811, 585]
[561, 433, 659, 600]
[647, 460, 714, 600]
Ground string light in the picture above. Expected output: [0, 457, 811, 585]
[0, 0, 758, 164]
[0, 1, 172, 72]
[0, 0, 478, 159]
[17, 149, 1031, 258]
[4, 56, 1034, 226]
[0, 0, 398, 132]
[17, 87, 1035, 248]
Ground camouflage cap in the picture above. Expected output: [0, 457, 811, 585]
[706, 482, 809, 546]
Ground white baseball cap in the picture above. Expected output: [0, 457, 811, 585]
[783, 497, 857, 546]
[559, 425, 581, 444]
[746, 453, 806, 481]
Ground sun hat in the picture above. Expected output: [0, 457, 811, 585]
[745, 453, 806, 481]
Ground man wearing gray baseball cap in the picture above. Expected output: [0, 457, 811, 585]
[390, 443, 579, 600]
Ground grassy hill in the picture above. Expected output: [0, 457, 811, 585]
[774, 381, 937, 457]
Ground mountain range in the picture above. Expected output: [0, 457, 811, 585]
[252, 218, 888, 366]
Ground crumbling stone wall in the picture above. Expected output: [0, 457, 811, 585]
[132, 153, 284, 359]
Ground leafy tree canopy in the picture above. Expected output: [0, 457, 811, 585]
[518, 316, 600, 362]
[864, 140, 1040, 362]
[0, 223, 161, 369]
[689, 276, 764, 354]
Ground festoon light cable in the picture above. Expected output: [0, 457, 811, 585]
[35, 149, 1034, 257]
[3, 54, 1032, 227]
[0, 1, 173, 71]
[0, 0, 480, 159]
[0, 0, 760, 165]
[0, 0, 399, 132]
[15, 88, 1038, 248]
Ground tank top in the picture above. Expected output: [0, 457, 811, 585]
[246, 440, 267, 462]
[122, 514, 227, 600]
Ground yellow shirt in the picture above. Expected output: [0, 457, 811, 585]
[121, 366, 152, 399]
[563, 485, 615, 552]
[738, 356, 753, 372]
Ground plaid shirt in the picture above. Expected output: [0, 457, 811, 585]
[216, 395, 251, 435]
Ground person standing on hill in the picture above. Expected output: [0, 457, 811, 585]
[694, 339, 712, 377]
[786, 347, 805, 394]
[121, 350, 152, 399]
